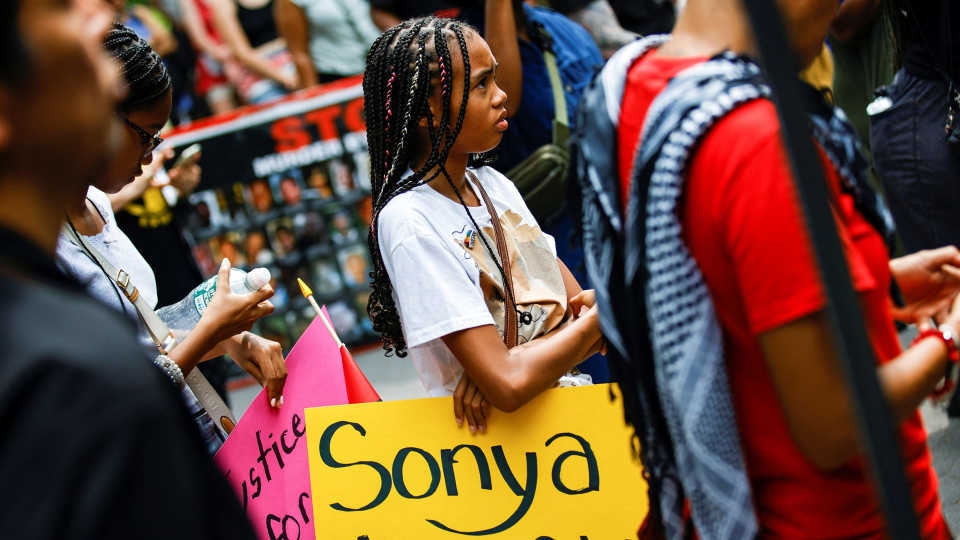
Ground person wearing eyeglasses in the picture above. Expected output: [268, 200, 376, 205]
[58, 22, 288, 454]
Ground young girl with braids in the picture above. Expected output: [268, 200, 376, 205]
[364, 17, 604, 432]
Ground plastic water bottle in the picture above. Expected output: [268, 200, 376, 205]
[158, 268, 271, 333]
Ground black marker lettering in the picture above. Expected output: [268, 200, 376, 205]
[440, 445, 492, 496]
[318, 421, 391, 511]
[546, 433, 599, 495]
[292, 413, 305, 437]
[392, 447, 440, 499]
[272, 441, 286, 469]
[256, 430, 274, 481]
[281, 429, 299, 454]
[427, 446, 537, 535]
[298, 492, 311, 524]
[250, 467, 262, 499]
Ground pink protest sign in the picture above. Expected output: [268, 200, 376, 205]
[215, 314, 350, 540]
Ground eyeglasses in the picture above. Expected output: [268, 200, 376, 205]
[116, 112, 164, 158]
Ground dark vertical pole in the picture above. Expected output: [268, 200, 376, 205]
[740, 0, 921, 537]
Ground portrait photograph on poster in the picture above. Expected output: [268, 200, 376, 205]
[337, 244, 372, 288]
[293, 211, 327, 250]
[326, 206, 361, 245]
[243, 229, 276, 267]
[328, 157, 356, 196]
[326, 300, 360, 340]
[186, 189, 224, 232]
[209, 232, 245, 269]
[305, 163, 335, 200]
[266, 217, 297, 259]
[310, 256, 345, 297]
[247, 178, 276, 215]
[269, 170, 306, 208]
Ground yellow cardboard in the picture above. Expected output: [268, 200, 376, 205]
[305, 384, 648, 540]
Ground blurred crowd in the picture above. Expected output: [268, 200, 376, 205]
[9, 0, 960, 538]
[116, 0, 677, 123]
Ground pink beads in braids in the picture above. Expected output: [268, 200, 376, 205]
[439, 56, 448, 96]
[383, 70, 396, 179]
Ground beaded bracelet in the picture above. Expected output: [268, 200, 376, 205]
[912, 324, 960, 407]
[153, 354, 185, 390]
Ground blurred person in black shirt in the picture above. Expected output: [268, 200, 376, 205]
[870, 0, 960, 415]
[871, 1, 960, 268]
[0, 0, 257, 538]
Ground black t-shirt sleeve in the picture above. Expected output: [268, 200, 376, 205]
[101, 404, 257, 540]
[0, 359, 257, 540]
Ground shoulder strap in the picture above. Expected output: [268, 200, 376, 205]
[531, 21, 570, 145]
[467, 172, 519, 349]
[60, 222, 238, 435]
[61, 221, 179, 354]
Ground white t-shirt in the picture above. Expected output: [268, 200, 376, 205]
[56, 186, 159, 345]
[288, 0, 381, 76]
[378, 167, 569, 397]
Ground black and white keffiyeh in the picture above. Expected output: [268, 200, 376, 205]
[572, 36, 895, 540]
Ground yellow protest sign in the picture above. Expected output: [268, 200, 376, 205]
[305, 384, 648, 540]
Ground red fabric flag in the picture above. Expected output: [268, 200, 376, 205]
[340, 345, 381, 403]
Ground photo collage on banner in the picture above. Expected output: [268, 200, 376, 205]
[184, 150, 375, 353]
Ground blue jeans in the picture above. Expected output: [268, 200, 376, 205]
[543, 212, 610, 383]
[870, 69, 960, 253]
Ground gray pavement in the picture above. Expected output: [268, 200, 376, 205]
[229, 334, 960, 534]
[921, 402, 960, 533]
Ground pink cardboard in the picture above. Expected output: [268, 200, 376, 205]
[214, 312, 350, 540]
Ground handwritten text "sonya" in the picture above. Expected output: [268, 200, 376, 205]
[318, 421, 600, 536]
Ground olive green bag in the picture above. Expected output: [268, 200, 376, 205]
[505, 26, 571, 222]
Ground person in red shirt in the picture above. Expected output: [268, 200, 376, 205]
[577, 0, 960, 537]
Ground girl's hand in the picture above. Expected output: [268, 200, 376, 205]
[225, 332, 287, 408]
[581, 305, 606, 356]
[453, 373, 492, 434]
[200, 258, 275, 344]
[889, 246, 960, 330]
[569, 289, 596, 316]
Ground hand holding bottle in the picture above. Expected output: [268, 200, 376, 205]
[197, 258, 275, 346]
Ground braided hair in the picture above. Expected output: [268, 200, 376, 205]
[364, 17, 500, 357]
[103, 22, 171, 111]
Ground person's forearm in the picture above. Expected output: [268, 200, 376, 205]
[168, 318, 223, 375]
[235, 46, 288, 84]
[880, 335, 951, 424]
[370, 7, 401, 32]
[179, 0, 223, 57]
[211, 0, 289, 84]
[292, 53, 318, 88]
[484, 0, 523, 117]
[761, 310, 954, 471]
[514, 316, 598, 362]
[568, 0, 638, 60]
[829, 0, 880, 44]
[811, 337, 949, 469]
[488, 316, 601, 411]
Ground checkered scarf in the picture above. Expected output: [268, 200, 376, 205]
[574, 35, 899, 538]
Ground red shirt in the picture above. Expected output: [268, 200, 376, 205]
[619, 51, 948, 539]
